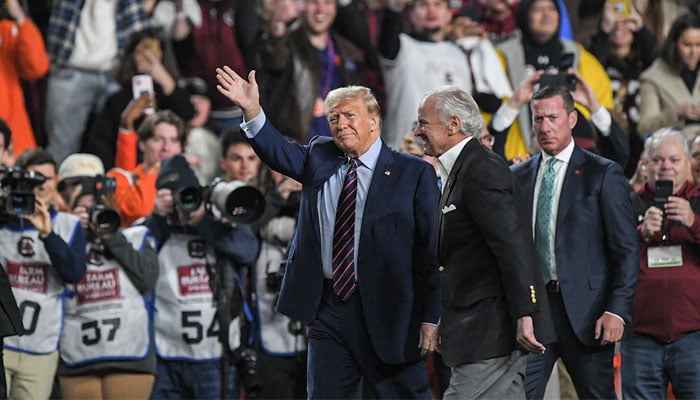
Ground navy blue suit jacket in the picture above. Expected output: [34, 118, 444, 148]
[511, 145, 639, 347]
[248, 120, 441, 364]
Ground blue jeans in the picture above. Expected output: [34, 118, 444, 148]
[151, 358, 240, 399]
[621, 330, 700, 399]
[44, 67, 119, 164]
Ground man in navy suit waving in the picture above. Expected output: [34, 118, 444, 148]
[511, 85, 639, 399]
[216, 66, 440, 399]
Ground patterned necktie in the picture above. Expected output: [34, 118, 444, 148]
[534, 157, 558, 282]
[332, 159, 359, 302]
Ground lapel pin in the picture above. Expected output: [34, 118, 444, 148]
[575, 169, 581, 175]
[385, 170, 391, 176]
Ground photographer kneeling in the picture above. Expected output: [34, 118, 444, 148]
[144, 155, 259, 399]
[56, 153, 159, 399]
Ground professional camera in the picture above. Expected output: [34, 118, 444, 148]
[232, 347, 262, 396]
[266, 261, 286, 292]
[538, 53, 577, 91]
[75, 175, 120, 234]
[0, 166, 46, 216]
[174, 179, 266, 224]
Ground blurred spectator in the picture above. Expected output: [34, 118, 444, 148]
[1, 149, 87, 400]
[180, 77, 222, 185]
[0, 119, 15, 167]
[638, 13, 700, 141]
[489, 67, 629, 167]
[636, 0, 696, 41]
[624, 127, 700, 399]
[629, 153, 649, 192]
[150, 0, 201, 39]
[496, 0, 614, 161]
[476, 0, 521, 44]
[219, 128, 260, 185]
[447, 5, 513, 114]
[84, 27, 194, 171]
[334, 0, 386, 108]
[691, 135, 700, 184]
[56, 154, 159, 400]
[588, 0, 658, 177]
[255, 0, 364, 144]
[167, 0, 252, 134]
[108, 110, 186, 227]
[377, 0, 473, 149]
[44, 0, 151, 165]
[0, 0, 49, 156]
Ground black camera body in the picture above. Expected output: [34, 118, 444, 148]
[73, 175, 120, 234]
[232, 347, 262, 396]
[539, 53, 577, 91]
[0, 166, 46, 216]
[88, 205, 121, 234]
[174, 180, 266, 225]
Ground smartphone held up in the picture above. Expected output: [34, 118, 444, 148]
[132, 74, 155, 115]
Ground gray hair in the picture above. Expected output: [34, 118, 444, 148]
[644, 127, 689, 159]
[422, 86, 484, 138]
[324, 86, 381, 120]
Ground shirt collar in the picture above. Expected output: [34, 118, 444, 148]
[352, 136, 382, 170]
[540, 138, 575, 165]
[437, 136, 473, 179]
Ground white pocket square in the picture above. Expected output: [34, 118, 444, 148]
[442, 204, 457, 214]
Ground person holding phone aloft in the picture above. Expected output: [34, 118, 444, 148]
[83, 27, 195, 171]
[625, 127, 700, 399]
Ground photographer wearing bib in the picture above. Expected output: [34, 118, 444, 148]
[145, 155, 259, 399]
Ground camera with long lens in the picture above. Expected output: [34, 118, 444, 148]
[79, 175, 120, 234]
[0, 166, 46, 216]
[174, 179, 266, 224]
[174, 186, 203, 212]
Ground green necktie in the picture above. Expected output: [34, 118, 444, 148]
[535, 157, 558, 282]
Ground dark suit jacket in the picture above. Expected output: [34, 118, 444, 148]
[0, 264, 23, 338]
[511, 145, 639, 347]
[438, 139, 555, 367]
[248, 120, 441, 364]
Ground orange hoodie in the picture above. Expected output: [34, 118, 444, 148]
[0, 18, 49, 155]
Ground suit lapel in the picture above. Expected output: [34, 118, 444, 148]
[362, 142, 394, 228]
[437, 139, 476, 257]
[523, 154, 542, 213]
[310, 144, 346, 245]
[556, 145, 586, 240]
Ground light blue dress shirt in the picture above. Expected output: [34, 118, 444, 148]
[241, 111, 381, 280]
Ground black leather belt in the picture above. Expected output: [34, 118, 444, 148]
[546, 280, 561, 293]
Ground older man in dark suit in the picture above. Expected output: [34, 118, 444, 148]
[414, 85, 554, 399]
[215, 66, 440, 399]
[511, 85, 639, 399]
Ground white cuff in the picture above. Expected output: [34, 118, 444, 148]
[492, 103, 520, 132]
[590, 107, 612, 137]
